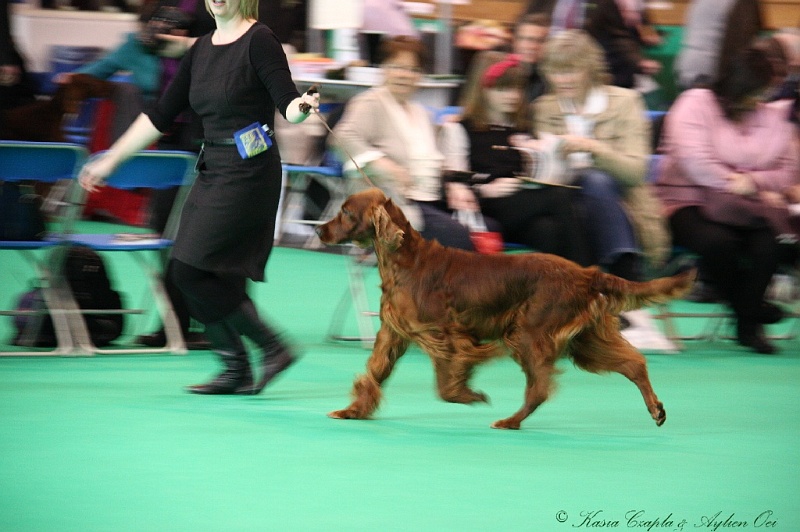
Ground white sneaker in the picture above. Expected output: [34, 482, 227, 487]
[620, 309, 679, 353]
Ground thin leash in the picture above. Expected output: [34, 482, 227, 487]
[300, 86, 376, 188]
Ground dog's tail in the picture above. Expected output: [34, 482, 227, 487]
[592, 268, 696, 314]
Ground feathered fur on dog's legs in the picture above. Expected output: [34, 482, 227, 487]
[436, 355, 489, 404]
[570, 322, 666, 426]
[328, 326, 410, 420]
[492, 334, 562, 429]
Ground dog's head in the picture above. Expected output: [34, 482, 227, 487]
[317, 188, 407, 251]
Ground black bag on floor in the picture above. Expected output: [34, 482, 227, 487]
[0, 182, 47, 241]
[12, 246, 124, 347]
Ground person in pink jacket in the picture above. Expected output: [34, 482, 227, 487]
[655, 47, 800, 354]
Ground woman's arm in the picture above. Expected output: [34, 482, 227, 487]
[250, 26, 316, 123]
[664, 90, 736, 189]
[78, 113, 164, 191]
[328, 91, 389, 173]
[438, 121, 471, 172]
[588, 90, 650, 187]
[748, 114, 800, 194]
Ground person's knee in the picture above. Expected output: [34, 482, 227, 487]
[578, 170, 620, 198]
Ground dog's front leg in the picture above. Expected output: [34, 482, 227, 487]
[436, 356, 489, 405]
[329, 326, 409, 420]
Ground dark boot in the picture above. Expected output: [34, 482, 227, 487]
[736, 320, 778, 355]
[185, 321, 254, 394]
[227, 300, 296, 395]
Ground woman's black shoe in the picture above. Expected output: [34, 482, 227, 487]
[238, 347, 297, 395]
[226, 300, 298, 395]
[756, 302, 784, 325]
[737, 324, 778, 355]
[136, 331, 167, 347]
[186, 322, 253, 394]
[136, 330, 210, 350]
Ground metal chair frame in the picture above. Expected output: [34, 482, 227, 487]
[63, 150, 197, 355]
[0, 141, 89, 356]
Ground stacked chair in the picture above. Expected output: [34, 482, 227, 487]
[62, 150, 197, 355]
[0, 141, 88, 356]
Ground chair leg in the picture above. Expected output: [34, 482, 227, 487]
[0, 247, 84, 357]
[326, 253, 378, 349]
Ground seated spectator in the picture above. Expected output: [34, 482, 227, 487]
[439, 51, 590, 265]
[53, 2, 166, 143]
[614, 0, 661, 47]
[530, 29, 674, 350]
[654, 47, 800, 355]
[510, 13, 551, 103]
[674, 0, 762, 90]
[524, 0, 660, 89]
[532, 29, 668, 280]
[767, 29, 800, 124]
[0, 0, 36, 112]
[329, 36, 494, 251]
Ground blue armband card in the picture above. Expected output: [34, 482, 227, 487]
[234, 122, 274, 159]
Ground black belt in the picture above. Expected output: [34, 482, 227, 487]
[202, 137, 236, 147]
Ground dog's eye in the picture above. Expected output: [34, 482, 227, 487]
[341, 208, 354, 219]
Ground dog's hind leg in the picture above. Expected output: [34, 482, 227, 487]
[328, 326, 409, 420]
[571, 326, 666, 426]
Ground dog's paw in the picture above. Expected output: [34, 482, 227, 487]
[328, 408, 366, 420]
[471, 390, 490, 404]
[653, 403, 666, 426]
[491, 418, 521, 430]
[442, 388, 490, 405]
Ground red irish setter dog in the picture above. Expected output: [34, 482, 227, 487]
[317, 188, 694, 430]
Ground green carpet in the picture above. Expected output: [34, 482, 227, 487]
[1, 245, 798, 531]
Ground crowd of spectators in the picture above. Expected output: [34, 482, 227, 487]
[3, 0, 799, 354]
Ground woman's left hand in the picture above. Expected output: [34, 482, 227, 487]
[78, 154, 117, 193]
[559, 135, 600, 155]
[725, 172, 756, 196]
[298, 89, 320, 114]
[785, 184, 800, 205]
[760, 190, 785, 209]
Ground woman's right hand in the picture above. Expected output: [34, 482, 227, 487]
[369, 157, 412, 190]
[79, 154, 117, 193]
[725, 172, 756, 196]
[478, 177, 521, 198]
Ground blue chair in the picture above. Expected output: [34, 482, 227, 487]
[0, 141, 89, 356]
[279, 150, 350, 249]
[433, 105, 463, 125]
[64, 150, 198, 355]
[62, 98, 102, 146]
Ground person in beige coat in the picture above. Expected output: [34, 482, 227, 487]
[531, 29, 669, 281]
[329, 36, 493, 250]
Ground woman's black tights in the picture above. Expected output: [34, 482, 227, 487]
[168, 259, 248, 325]
[669, 207, 779, 326]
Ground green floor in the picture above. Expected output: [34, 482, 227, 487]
[1, 245, 799, 531]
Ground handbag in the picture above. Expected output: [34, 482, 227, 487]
[0, 182, 47, 241]
[454, 210, 504, 254]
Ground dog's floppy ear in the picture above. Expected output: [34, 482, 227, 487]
[371, 202, 404, 251]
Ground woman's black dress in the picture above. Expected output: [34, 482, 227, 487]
[147, 23, 300, 281]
